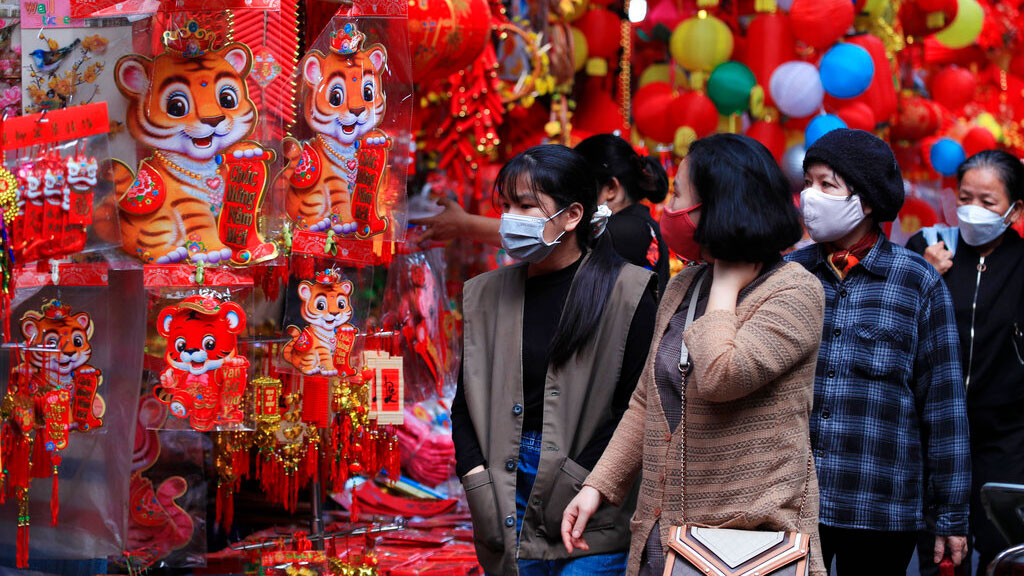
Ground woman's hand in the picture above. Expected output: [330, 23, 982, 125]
[924, 241, 954, 275]
[707, 260, 763, 314]
[410, 197, 472, 243]
[561, 485, 603, 554]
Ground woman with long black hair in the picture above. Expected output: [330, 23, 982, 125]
[451, 144, 657, 575]
[575, 134, 671, 296]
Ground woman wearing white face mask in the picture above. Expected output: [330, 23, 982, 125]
[786, 129, 971, 575]
[907, 149, 1024, 574]
[450, 144, 657, 575]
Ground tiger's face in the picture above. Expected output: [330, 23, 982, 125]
[115, 44, 257, 161]
[302, 46, 386, 146]
[297, 280, 354, 332]
[21, 302, 94, 378]
[157, 298, 246, 376]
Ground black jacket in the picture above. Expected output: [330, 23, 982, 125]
[907, 229, 1024, 407]
[607, 203, 670, 297]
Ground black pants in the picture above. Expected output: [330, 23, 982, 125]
[820, 525, 917, 576]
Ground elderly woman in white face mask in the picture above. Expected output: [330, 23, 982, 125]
[786, 129, 971, 576]
[907, 149, 1024, 574]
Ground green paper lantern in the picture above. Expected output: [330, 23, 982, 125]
[707, 61, 757, 115]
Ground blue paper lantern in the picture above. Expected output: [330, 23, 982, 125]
[805, 114, 847, 147]
[930, 138, 967, 177]
[819, 43, 875, 99]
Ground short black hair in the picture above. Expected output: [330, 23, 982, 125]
[957, 149, 1024, 204]
[689, 134, 803, 263]
[575, 134, 669, 204]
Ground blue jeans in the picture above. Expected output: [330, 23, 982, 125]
[510, 430, 628, 576]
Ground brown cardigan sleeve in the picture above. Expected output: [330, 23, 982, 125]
[583, 368, 649, 506]
[682, 281, 825, 403]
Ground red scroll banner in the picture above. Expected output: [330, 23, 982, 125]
[215, 149, 280, 266]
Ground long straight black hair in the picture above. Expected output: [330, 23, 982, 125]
[493, 144, 625, 368]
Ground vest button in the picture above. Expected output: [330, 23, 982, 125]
[512, 403, 523, 416]
[504, 515, 515, 528]
[505, 459, 516, 472]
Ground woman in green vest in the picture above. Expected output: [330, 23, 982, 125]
[451, 144, 657, 575]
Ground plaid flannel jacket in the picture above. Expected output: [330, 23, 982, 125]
[787, 235, 971, 535]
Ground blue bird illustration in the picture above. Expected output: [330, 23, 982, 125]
[30, 38, 80, 74]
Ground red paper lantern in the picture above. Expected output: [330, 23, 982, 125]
[962, 126, 997, 156]
[574, 78, 627, 135]
[899, 0, 958, 37]
[746, 121, 787, 163]
[670, 91, 719, 139]
[744, 13, 797, 107]
[930, 66, 976, 112]
[891, 96, 944, 141]
[836, 102, 877, 131]
[576, 8, 622, 63]
[633, 82, 678, 143]
[408, 0, 492, 83]
[898, 195, 940, 235]
[788, 0, 854, 50]
[842, 33, 898, 124]
[642, 0, 683, 36]
[1011, 52, 1024, 80]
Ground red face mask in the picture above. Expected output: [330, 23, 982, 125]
[661, 203, 702, 262]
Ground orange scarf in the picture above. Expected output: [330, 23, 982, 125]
[826, 229, 879, 280]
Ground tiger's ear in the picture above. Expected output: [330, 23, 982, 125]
[340, 280, 353, 296]
[297, 281, 313, 302]
[220, 43, 252, 77]
[366, 46, 386, 74]
[72, 313, 94, 340]
[20, 311, 42, 342]
[157, 306, 178, 337]
[220, 302, 247, 334]
[115, 54, 152, 97]
[302, 52, 325, 88]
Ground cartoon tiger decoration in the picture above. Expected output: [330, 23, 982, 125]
[154, 294, 248, 431]
[19, 299, 105, 431]
[110, 20, 276, 265]
[282, 269, 357, 376]
[279, 23, 391, 238]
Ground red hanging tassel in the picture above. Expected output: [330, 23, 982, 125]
[16, 489, 29, 568]
[50, 466, 59, 525]
[292, 255, 315, 280]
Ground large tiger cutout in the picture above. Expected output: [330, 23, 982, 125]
[282, 269, 357, 377]
[279, 23, 391, 238]
[110, 20, 275, 265]
[19, 299, 105, 431]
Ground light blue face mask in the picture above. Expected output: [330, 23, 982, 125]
[499, 208, 566, 263]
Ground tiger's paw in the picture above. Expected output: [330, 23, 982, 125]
[320, 366, 339, 376]
[309, 218, 358, 236]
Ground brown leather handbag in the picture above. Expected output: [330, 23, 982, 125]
[663, 271, 811, 576]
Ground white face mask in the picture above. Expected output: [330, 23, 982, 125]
[957, 204, 1015, 247]
[499, 208, 566, 263]
[800, 187, 867, 243]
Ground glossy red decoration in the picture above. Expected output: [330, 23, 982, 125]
[836, 102, 877, 131]
[930, 66, 976, 112]
[633, 82, 678, 143]
[576, 8, 622, 62]
[746, 121, 786, 163]
[899, 0, 959, 37]
[670, 91, 719, 139]
[787, 0, 854, 50]
[962, 126, 997, 156]
[891, 97, 944, 141]
[408, 0, 493, 83]
[744, 13, 797, 107]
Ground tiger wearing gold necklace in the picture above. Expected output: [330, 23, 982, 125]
[108, 20, 276, 265]
[279, 23, 391, 239]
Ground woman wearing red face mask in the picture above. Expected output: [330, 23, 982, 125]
[560, 134, 827, 576]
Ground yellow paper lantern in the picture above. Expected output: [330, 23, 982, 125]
[934, 0, 984, 49]
[638, 63, 687, 88]
[670, 12, 734, 73]
[976, 112, 1004, 142]
[571, 27, 588, 72]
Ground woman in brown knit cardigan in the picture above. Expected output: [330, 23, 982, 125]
[561, 134, 827, 576]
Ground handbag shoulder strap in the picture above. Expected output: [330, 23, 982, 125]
[679, 268, 708, 515]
